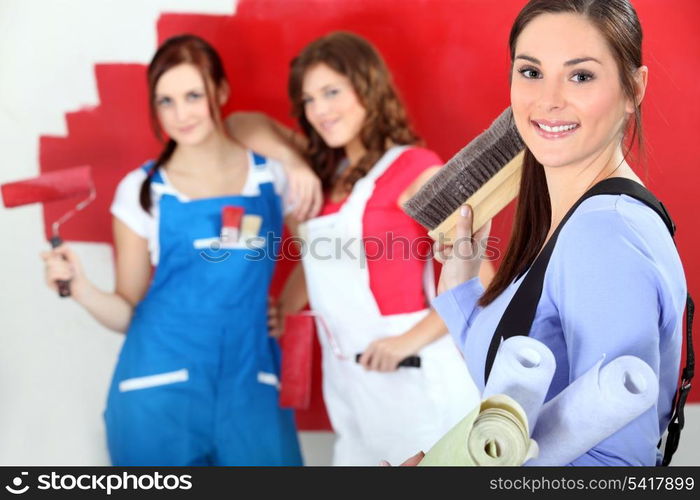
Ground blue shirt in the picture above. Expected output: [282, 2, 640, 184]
[432, 194, 687, 466]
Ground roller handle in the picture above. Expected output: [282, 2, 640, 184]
[50, 236, 71, 298]
[355, 353, 421, 368]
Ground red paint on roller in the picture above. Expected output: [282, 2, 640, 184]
[1, 165, 96, 298]
[1, 166, 94, 208]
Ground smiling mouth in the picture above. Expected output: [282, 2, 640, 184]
[531, 120, 580, 139]
[318, 119, 339, 133]
[178, 124, 198, 134]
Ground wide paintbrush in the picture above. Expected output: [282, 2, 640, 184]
[403, 107, 524, 243]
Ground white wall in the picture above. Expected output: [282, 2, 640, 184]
[0, 0, 695, 467]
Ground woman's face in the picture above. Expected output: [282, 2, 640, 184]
[301, 63, 367, 149]
[154, 63, 220, 146]
[510, 13, 635, 169]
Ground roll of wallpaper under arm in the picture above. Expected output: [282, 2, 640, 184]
[483, 335, 556, 435]
[419, 395, 538, 466]
[525, 355, 658, 466]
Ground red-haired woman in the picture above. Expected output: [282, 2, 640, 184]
[40, 34, 312, 465]
[228, 31, 490, 465]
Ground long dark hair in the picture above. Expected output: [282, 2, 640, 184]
[139, 34, 228, 212]
[480, 0, 644, 306]
[288, 31, 420, 192]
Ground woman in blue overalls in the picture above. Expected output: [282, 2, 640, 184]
[40, 34, 319, 465]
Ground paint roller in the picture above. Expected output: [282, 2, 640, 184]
[1, 166, 96, 297]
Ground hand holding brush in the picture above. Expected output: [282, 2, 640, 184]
[433, 204, 492, 295]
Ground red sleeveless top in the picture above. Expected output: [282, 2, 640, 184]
[320, 147, 440, 315]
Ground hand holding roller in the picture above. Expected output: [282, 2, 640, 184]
[2, 166, 96, 297]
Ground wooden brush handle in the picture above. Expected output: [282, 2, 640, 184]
[428, 150, 525, 244]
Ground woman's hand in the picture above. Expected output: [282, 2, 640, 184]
[283, 159, 323, 222]
[380, 451, 425, 466]
[40, 243, 89, 299]
[434, 204, 492, 295]
[358, 333, 422, 372]
[267, 296, 285, 338]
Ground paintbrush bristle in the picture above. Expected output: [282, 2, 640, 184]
[403, 107, 524, 230]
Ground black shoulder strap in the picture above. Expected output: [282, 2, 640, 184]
[483, 177, 694, 466]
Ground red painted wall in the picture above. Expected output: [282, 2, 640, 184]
[39, 0, 700, 403]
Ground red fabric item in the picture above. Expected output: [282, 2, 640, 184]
[320, 147, 441, 315]
[277, 312, 333, 431]
[278, 314, 315, 409]
[293, 332, 333, 431]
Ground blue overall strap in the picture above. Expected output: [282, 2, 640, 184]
[251, 151, 267, 167]
[140, 160, 165, 184]
[483, 177, 694, 466]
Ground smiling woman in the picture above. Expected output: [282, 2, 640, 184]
[431, 0, 689, 466]
[40, 34, 308, 466]
[485, 0, 648, 305]
[226, 31, 487, 465]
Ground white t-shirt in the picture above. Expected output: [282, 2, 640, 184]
[110, 151, 292, 266]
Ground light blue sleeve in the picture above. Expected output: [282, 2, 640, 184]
[549, 203, 667, 466]
[432, 277, 484, 356]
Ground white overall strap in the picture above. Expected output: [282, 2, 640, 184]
[151, 181, 181, 199]
[340, 145, 410, 216]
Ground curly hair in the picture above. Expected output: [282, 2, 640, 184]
[288, 31, 420, 192]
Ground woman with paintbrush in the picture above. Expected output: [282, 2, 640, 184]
[425, 0, 688, 466]
[227, 31, 490, 465]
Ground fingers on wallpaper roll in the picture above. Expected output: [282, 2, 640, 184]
[482, 336, 556, 435]
[526, 355, 659, 466]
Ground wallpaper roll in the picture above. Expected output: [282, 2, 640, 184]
[419, 395, 538, 466]
[525, 355, 659, 466]
[483, 335, 556, 435]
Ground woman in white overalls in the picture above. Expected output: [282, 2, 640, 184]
[40, 35, 322, 465]
[228, 32, 489, 465]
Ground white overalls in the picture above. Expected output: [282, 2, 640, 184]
[299, 146, 480, 465]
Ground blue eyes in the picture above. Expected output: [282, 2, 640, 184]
[156, 92, 204, 107]
[302, 87, 341, 105]
[571, 72, 594, 83]
[517, 66, 595, 83]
